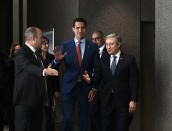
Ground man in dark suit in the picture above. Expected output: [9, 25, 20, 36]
[14, 26, 58, 131]
[83, 33, 139, 131]
[91, 31, 108, 59]
[52, 18, 100, 131]
[90, 31, 109, 131]
[101, 33, 139, 131]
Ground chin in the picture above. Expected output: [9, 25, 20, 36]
[107, 51, 111, 54]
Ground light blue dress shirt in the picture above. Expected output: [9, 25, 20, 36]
[74, 37, 86, 59]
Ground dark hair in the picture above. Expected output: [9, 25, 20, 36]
[9, 43, 21, 58]
[73, 18, 87, 27]
[42, 36, 49, 44]
[92, 31, 104, 38]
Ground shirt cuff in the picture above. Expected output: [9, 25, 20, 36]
[43, 69, 46, 76]
[92, 88, 97, 91]
[53, 59, 59, 64]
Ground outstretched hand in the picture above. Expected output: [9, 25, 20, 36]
[45, 67, 59, 76]
[54, 45, 67, 61]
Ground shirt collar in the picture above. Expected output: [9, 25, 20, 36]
[110, 50, 121, 59]
[74, 37, 86, 45]
[99, 44, 105, 52]
[25, 42, 37, 53]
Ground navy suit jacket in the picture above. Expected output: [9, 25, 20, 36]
[56, 39, 100, 94]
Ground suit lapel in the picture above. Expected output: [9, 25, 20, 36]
[101, 46, 107, 59]
[70, 40, 80, 66]
[103, 53, 111, 73]
[115, 53, 125, 76]
[23, 44, 38, 65]
[81, 40, 90, 67]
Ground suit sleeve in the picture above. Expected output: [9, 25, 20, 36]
[129, 56, 139, 102]
[90, 44, 101, 89]
[15, 50, 44, 78]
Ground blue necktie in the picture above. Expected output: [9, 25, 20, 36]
[111, 56, 117, 75]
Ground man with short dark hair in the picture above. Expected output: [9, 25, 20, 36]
[90, 31, 109, 131]
[14, 26, 58, 131]
[52, 18, 100, 131]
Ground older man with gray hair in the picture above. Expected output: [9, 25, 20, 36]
[100, 33, 139, 131]
[83, 33, 139, 131]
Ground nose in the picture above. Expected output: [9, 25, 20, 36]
[106, 44, 110, 49]
[78, 28, 82, 32]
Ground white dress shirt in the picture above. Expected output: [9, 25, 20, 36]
[25, 43, 46, 76]
[99, 44, 105, 58]
[110, 50, 121, 68]
[74, 37, 86, 59]
[25, 43, 36, 53]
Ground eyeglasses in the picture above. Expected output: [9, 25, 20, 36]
[105, 43, 116, 46]
[91, 37, 102, 41]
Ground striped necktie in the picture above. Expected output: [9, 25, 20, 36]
[111, 56, 117, 75]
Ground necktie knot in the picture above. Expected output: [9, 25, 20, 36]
[113, 56, 117, 61]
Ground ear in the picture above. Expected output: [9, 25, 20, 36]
[72, 27, 75, 33]
[32, 36, 37, 41]
[118, 43, 121, 48]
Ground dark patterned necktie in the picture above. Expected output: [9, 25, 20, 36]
[34, 50, 48, 101]
[111, 56, 117, 75]
[35, 50, 44, 68]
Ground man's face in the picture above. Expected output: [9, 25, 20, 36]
[106, 37, 121, 55]
[92, 33, 104, 48]
[33, 29, 43, 49]
[72, 22, 86, 40]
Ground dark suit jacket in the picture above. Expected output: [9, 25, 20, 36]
[14, 44, 48, 106]
[0, 51, 12, 111]
[99, 52, 139, 107]
[42, 52, 59, 106]
[55, 39, 100, 94]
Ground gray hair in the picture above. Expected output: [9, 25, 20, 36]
[105, 33, 122, 43]
[25, 27, 38, 40]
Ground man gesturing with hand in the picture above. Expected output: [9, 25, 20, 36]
[51, 18, 100, 131]
[14, 26, 58, 131]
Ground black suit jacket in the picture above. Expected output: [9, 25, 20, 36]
[0, 52, 12, 110]
[42, 52, 59, 106]
[99, 52, 139, 107]
[14, 44, 48, 106]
